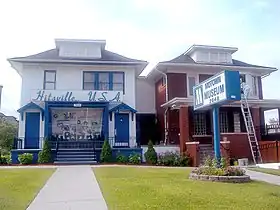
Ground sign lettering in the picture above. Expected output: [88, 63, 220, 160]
[31, 90, 123, 103]
[193, 70, 241, 110]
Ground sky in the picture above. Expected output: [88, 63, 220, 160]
[0, 0, 280, 121]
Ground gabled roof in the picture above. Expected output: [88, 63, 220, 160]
[8, 48, 147, 64]
[159, 53, 276, 69]
[109, 102, 137, 113]
[17, 102, 44, 113]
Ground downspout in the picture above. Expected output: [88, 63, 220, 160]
[154, 67, 169, 145]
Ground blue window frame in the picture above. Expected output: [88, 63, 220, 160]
[83, 72, 125, 93]
[44, 70, 56, 90]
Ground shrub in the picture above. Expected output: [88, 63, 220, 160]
[116, 153, 129, 164]
[158, 151, 180, 166]
[38, 140, 52, 164]
[179, 154, 191, 166]
[192, 156, 246, 176]
[0, 154, 11, 165]
[221, 157, 227, 168]
[100, 140, 112, 163]
[129, 153, 141, 164]
[144, 140, 157, 165]
[18, 153, 33, 165]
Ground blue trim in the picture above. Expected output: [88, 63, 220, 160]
[44, 101, 109, 138]
[17, 102, 44, 113]
[109, 102, 137, 113]
[109, 73, 113, 90]
[213, 106, 221, 163]
[115, 113, 129, 143]
[82, 71, 124, 93]
[25, 112, 40, 149]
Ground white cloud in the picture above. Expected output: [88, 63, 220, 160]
[0, 0, 279, 117]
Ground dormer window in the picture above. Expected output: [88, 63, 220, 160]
[185, 45, 237, 64]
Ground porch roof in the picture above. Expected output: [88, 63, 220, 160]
[161, 97, 280, 110]
[109, 103, 137, 113]
[17, 101, 45, 113]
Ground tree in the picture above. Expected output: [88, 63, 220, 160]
[0, 118, 17, 154]
[100, 140, 112, 163]
[38, 139, 52, 163]
[144, 140, 157, 165]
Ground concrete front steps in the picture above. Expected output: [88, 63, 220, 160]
[54, 149, 97, 165]
[199, 144, 214, 165]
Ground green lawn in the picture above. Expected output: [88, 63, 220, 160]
[94, 167, 280, 210]
[249, 167, 280, 176]
[0, 169, 55, 210]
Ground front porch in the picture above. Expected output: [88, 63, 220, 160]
[161, 97, 280, 165]
[12, 100, 141, 164]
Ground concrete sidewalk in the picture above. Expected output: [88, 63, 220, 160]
[27, 165, 108, 210]
[246, 169, 280, 186]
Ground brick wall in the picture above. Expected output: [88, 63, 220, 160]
[221, 134, 252, 161]
[155, 78, 166, 141]
[167, 73, 187, 100]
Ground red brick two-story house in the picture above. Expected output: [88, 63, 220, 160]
[146, 45, 280, 165]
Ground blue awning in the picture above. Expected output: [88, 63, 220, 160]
[17, 102, 44, 121]
[17, 102, 44, 113]
[109, 103, 137, 113]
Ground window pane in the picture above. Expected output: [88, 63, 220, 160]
[233, 112, 241, 133]
[45, 71, 56, 82]
[252, 76, 257, 96]
[98, 73, 109, 90]
[113, 73, 123, 83]
[84, 82, 95, 90]
[113, 83, 123, 91]
[194, 113, 207, 135]
[99, 73, 109, 83]
[45, 82, 55, 90]
[113, 73, 124, 92]
[188, 77, 195, 96]
[219, 111, 228, 133]
[84, 72, 95, 82]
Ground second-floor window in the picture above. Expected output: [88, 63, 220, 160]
[188, 76, 196, 96]
[83, 72, 124, 93]
[251, 76, 258, 96]
[44, 70, 56, 90]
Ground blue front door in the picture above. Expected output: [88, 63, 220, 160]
[25, 112, 40, 149]
[115, 113, 129, 144]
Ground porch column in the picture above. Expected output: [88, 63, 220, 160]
[251, 108, 261, 141]
[179, 105, 189, 153]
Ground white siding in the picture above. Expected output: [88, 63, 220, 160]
[135, 78, 156, 113]
[21, 64, 137, 108]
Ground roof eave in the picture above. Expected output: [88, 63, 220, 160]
[158, 62, 277, 72]
[7, 58, 148, 65]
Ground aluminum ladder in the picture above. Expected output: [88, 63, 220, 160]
[240, 84, 262, 164]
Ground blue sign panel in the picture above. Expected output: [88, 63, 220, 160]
[193, 70, 241, 110]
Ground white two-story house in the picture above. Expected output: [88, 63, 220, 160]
[8, 39, 152, 163]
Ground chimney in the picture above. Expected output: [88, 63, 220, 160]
[0, 85, 3, 109]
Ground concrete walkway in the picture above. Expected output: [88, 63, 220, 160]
[246, 169, 280, 186]
[27, 165, 108, 210]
